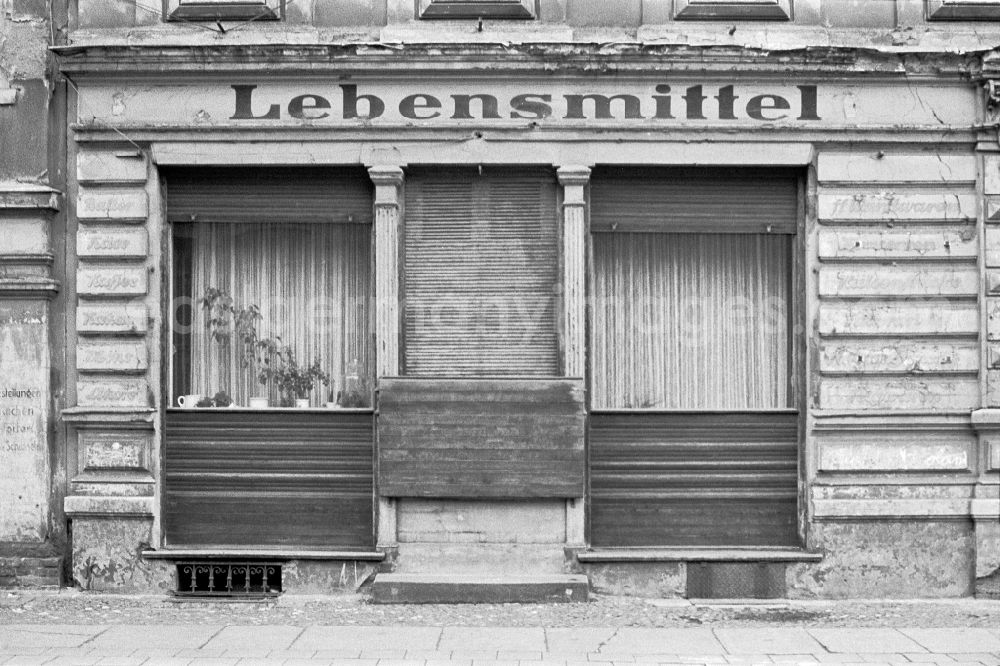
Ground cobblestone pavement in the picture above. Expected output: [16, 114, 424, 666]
[1, 592, 1000, 665]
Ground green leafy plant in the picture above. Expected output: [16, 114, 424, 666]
[270, 349, 330, 406]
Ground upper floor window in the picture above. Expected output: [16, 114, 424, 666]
[927, 0, 1000, 19]
[167, 0, 284, 22]
[418, 0, 536, 19]
[674, 0, 791, 20]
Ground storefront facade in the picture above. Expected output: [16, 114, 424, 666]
[32, 0, 1000, 598]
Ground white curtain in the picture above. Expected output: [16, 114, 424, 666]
[184, 222, 370, 406]
[592, 232, 791, 410]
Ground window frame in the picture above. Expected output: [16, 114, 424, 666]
[926, 0, 1000, 20]
[417, 0, 536, 20]
[673, 0, 792, 21]
[164, 0, 284, 23]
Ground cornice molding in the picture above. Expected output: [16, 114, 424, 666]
[52, 42, 989, 79]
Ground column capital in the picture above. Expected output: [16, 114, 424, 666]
[556, 165, 592, 187]
[368, 165, 405, 186]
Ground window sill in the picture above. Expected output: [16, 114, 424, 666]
[166, 407, 374, 413]
[143, 548, 385, 561]
[576, 548, 822, 563]
[168, 3, 280, 21]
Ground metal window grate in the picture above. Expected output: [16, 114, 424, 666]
[687, 562, 786, 599]
[176, 562, 282, 598]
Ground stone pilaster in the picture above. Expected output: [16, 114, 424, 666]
[369, 165, 404, 549]
[63, 147, 163, 592]
[557, 165, 590, 548]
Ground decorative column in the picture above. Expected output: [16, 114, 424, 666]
[557, 165, 590, 548]
[368, 165, 404, 550]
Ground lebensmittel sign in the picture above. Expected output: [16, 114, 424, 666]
[75, 80, 976, 127]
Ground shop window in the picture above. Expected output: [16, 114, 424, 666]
[418, 0, 536, 19]
[589, 167, 798, 410]
[166, 0, 283, 22]
[168, 168, 373, 409]
[674, 0, 792, 20]
[927, 0, 1000, 19]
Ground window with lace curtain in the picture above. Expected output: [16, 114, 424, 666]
[168, 167, 373, 409]
[589, 167, 799, 411]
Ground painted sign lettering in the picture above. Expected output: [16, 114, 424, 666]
[231, 83, 820, 122]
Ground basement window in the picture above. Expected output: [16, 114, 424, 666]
[418, 0, 536, 19]
[176, 562, 282, 597]
[674, 0, 792, 20]
[167, 0, 283, 22]
[927, 0, 1000, 19]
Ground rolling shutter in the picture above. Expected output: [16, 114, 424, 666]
[590, 166, 799, 234]
[402, 167, 560, 376]
[165, 166, 374, 224]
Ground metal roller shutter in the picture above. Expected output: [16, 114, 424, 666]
[403, 167, 560, 376]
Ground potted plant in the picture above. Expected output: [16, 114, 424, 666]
[267, 348, 330, 408]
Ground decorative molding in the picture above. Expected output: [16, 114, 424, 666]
[63, 495, 154, 517]
[0, 184, 60, 211]
[61, 407, 156, 424]
[418, 0, 535, 19]
[812, 498, 974, 520]
[927, 0, 1000, 20]
[369, 165, 403, 379]
[675, 0, 792, 21]
[557, 165, 590, 380]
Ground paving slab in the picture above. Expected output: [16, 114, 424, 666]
[292, 627, 441, 651]
[0, 625, 107, 648]
[600, 628, 726, 656]
[714, 629, 826, 655]
[545, 629, 618, 654]
[808, 629, 926, 654]
[900, 630, 1000, 653]
[88, 625, 223, 651]
[438, 627, 546, 651]
[204, 626, 304, 652]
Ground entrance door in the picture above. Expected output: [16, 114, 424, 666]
[588, 167, 801, 547]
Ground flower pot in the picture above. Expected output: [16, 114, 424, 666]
[248, 397, 268, 409]
[295, 398, 310, 409]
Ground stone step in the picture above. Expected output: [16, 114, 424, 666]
[370, 573, 590, 604]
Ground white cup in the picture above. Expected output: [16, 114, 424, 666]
[177, 394, 201, 408]
[248, 397, 268, 409]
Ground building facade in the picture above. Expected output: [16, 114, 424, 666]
[2, 0, 1000, 598]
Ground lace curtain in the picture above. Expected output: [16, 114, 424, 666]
[592, 232, 791, 410]
[175, 222, 371, 406]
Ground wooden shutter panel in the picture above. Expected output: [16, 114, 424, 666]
[165, 167, 374, 224]
[590, 166, 799, 234]
[403, 167, 560, 376]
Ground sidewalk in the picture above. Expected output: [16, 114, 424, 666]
[2, 624, 1000, 666]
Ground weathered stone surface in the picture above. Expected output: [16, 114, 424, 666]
[76, 340, 147, 372]
[818, 377, 979, 410]
[77, 266, 147, 296]
[817, 226, 977, 260]
[818, 266, 977, 297]
[582, 561, 686, 598]
[818, 153, 976, 184]
[0, 217, 49, 255]
[76, 189, 147, 221]
[818, 302, 978, 336]
[77, 226, 148, 259]
[986, 227, 1000, 266]
[818, 192, 977, 221]
[0, 300, 49, 542]
[69, 516, 172, 592]
[77, 378, 147, 407]
[817, 441, 971, 472]
[76, 302, 147, 334]
[397, 499, 565, 544]
[77, 151, 147, 184]
[987, 300, 1000, 341]
[80, 432, 148, 471]
[787, 522, 974, 598]
[990, 439, 1000, 471]
[281, 560, 382, 594]
[986, 155, 1000, 195]
[819, 340, 978, 374]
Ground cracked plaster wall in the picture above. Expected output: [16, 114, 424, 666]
[0, 0, 50, 180]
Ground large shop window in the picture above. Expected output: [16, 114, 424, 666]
[402, 167, 560, 376]
[169, 168, 373, 408]
[588, 167, 801, 548]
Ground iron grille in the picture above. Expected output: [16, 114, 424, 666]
[176, 562, 281, 597]
[686, 562, 786, 599]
